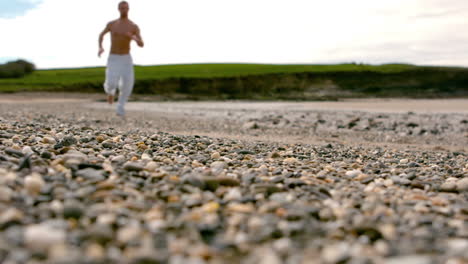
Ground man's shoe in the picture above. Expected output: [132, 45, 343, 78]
[107, 95, 114, 104]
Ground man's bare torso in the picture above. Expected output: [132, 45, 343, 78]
[109, 19, 138, 55]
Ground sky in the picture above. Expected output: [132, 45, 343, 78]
[0, 0, 467, 69]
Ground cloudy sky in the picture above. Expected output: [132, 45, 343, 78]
[0, 0, 467, 69]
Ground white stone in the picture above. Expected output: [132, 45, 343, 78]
[25, 224, 66, 250]
[345, 169, 362, 178]
[24, 173, 45, 195]
[141, 153, 152, 161]
[258, 247, 282, 264]
[456, 178, 468, 192]
[117, 224, 141, 244]
[211, 152, 221, 160]
[145, 161, 158, 172]
[0, 208, 23, 225]
[384, 255, 432, 264]
[22, 146, 34, 155]
[210, 161, 227, 174]
[0, 186, 13, 202]
[111, 155, 126, 163]
[322, 243, 350, 263]
[224, 188, 242, 201]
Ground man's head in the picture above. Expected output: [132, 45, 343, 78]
[118, 1, 129, 18]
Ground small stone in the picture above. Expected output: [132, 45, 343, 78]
[345, 170, 362, 178]
[24, 173, 45, 195]
[86, 243, 105, 260]
[272, 238, 293, 256]
[63, 204, 84, 220]
[322, 243, 350, 264]
[201, 176, 219, 191]
[270, 152, 281, 159]
[217, 176, 240, 186]
[283, 157, 298, 164]
[123, 162, 144, 171]
[75, 168, 106, 181]
[0, 208, 23, 226]
[25, 224, 66, 250]
[257, 247, 282, 264]
[251, 184, 283, 196]
[43, 136, 57, 144]
[22, 146, 34, 155]
[96, 135, 106, 143]
[61, 136, 77, 146]
[210, 161, 227, 175]
[440, 182, 458, 192]
[243, 121, 259, 129]
[384, 255, 432, 264]
[211, 152, 221, 159]
[141, 153, 152, 161]
[145, 161, 158, 171]
[201, 202, 220, 213]
[41, 151, 53, 159]
[456, 178, 468, 192]
[0, 186, 13, 202]
[117, 224, 141, 244]
[102, 140, 115, 149]
[224, 188, 242, 201]
[5, 148, 24, 158]
[87, 224, 114, 245]
[111, 155, 126, 163]
[227, 203, 255, 213]
[399, 159, 409, 164]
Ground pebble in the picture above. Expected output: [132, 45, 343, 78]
[145, 161, 158, 171]
[123, 162, 145, 171]
[24, 173, 45, 195]
[24, 224, 66, 250]
[42, 136, 57, 144]
[322, 243, 350, 264]
[75, 168, 106, 181]
[211, 152, 221, 159]
[210, 161, 227, 175]
[111, 155, 126, 163]
[384, 255, 432, 264]
[0, 186, 13, 202]
[224, 188, 242, 202]
[456, 178, 468, 192]
[346, 169, 362, 178]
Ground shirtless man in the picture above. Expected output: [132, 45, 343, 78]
[98, 1, 144, 117]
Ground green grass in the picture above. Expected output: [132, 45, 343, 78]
[0, 63, 425, 92]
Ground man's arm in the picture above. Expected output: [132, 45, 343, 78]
[98, 22, 112, 57]
[130, 25, 144, 48]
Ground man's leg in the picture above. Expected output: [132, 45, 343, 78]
[116, 56, 134, 117]
[103, 55, 119, 104]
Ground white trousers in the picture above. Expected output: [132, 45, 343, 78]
[104, 54, 134, 116]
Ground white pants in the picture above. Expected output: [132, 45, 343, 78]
[104, 54, 134, 116]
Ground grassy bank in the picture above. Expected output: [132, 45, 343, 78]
[0, 63, 467, 99]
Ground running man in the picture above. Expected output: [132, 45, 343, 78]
[98, 1, 144, 117]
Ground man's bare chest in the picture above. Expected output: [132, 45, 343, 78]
[110, 22, 135, 35]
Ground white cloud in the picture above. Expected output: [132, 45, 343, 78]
[1, 0, 467, 68]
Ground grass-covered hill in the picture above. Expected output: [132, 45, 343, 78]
[1, 63, 467, 100]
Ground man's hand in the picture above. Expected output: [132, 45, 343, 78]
[98, 47, 105, 58]
[126, 32, 135, 39]
[126, 31, 144, 47]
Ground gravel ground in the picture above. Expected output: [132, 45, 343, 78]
[0, 94, 467, 264]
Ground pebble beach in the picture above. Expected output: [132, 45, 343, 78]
[0, 94, 467, 264]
